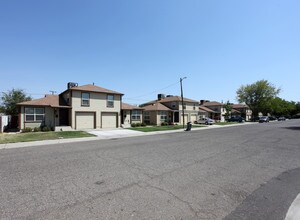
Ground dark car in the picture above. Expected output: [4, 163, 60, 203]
[269, 116, 277, 121]
[227, 116, 245, 123]
[259, 116, 269, 123]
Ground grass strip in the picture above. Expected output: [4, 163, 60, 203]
[0, 131, 95, 144]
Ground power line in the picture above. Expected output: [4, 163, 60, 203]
[125, 80, 180, 100]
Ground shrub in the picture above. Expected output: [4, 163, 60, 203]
[131, 123, 144, 127]
[42, 126, 51, 132]
[161, 122, 169, 126]
[141, 122, 147, 127]
[33, 127, 41, 132]
[22, 127, 32, 133]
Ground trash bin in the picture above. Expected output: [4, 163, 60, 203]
[185, 122, 192, 131]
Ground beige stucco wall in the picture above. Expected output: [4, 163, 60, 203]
[20, 106, 55, 130]
[179, 102, 198, 111]
[71, 91, 122, 129]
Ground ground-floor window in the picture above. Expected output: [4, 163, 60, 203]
[160, 111, 168, 122]
[131, 110, 141, 120]
[25, 107, 45, 122]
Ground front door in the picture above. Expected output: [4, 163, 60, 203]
[59, 109, 69, 126]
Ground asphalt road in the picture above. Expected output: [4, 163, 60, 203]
[1, 120, 300, 220]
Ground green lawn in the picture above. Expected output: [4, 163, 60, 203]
[215, 122, 239, 125]
[129, 125, 206, 132]
[0, 131, 95, 144]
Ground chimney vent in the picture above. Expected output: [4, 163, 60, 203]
[158, 94, 165, 100]
[68, 82, 78, 89]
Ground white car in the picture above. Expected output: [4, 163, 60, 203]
[195, 117, 215, 125]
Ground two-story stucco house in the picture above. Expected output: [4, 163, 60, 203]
[140, 94, 199, 125]
[231, 104, 252, 121]
[17, 83, 123, 130]
[199, 100, 226, 122]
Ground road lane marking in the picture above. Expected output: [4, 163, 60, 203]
[285, 193, 300, 220]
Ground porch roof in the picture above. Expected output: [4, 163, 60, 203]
[122, 103, 143, 110]
[17, 95, 71, 108]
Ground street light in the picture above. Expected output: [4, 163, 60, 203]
[180, 77, 187, 129]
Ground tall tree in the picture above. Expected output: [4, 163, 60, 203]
[223, 101, 232, 119]
[1, 89, 32, 115]
[236, 80, 280, 117]
[269, 97, 296, 117]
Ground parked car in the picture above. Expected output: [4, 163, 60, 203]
[278, 116, 286, 121]
[268, 116, 277, 121]
[227, 116, 245, 123]
[195, 117, 215, 125]
[259, 116, 269, 123]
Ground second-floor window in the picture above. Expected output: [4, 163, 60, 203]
[107, 95, 114, 107]
[81, 92, 90, 106]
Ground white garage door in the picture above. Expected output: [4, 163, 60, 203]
[101, 112, 118, 128]
[190, 114, 197, 124]
[181, 114, 188, 125]
[76, 112, 95, 130]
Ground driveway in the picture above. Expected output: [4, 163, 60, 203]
[87, 128, 144, 139]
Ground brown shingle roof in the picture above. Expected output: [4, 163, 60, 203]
[17, 95, 70, 108]
[231, 104, 249, 109]
[199, 106, 216, 113]
[122, 103, 143, 110]
[201, 101, 223, 107]
[159, 96, 198, 103]
[69, 84, 123, 95]
[143, 103, 172, 111]
[141, 96, 198, 106]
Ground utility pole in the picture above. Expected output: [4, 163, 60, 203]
[180, 77, 187, 129]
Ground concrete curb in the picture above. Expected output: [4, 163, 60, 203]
[0, 123, 254, 150]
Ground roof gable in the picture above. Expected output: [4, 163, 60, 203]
[69, 84, 123, 95]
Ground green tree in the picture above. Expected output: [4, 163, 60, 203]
[236, 80, 280, 118]
[270, 97, 296, 117]
[1, 89, 32, 115]
[223, 101, 232, 119]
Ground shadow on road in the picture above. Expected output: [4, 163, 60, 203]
[282, 127, 300, 131]
[223, 167, 300, 220]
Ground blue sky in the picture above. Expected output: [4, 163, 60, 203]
[0, 0, 299, 104]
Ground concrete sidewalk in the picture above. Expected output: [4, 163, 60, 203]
[0, 123, 252, 150]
